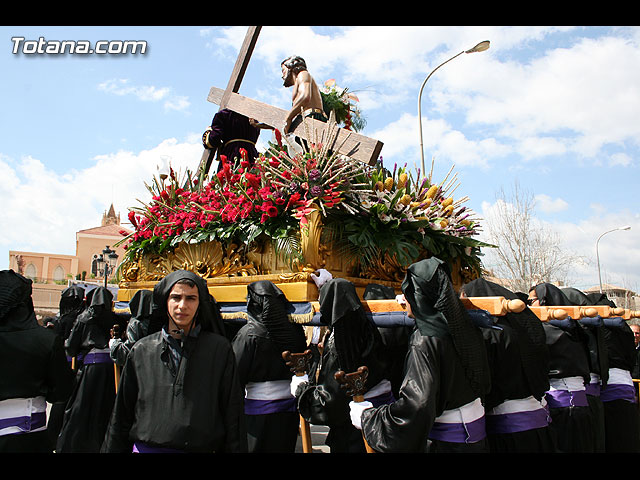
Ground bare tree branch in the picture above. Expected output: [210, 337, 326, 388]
[482, 181, 583, 293]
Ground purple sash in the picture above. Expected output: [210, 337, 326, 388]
[585, 383, 601, 397]
[367, 389, 396, 408]
[545, 389, 588, 408]
[600, 383, 637, 403]
[486, 407, 550, 435]
[0, 411, 46, 434]
[133, 442, 184, 453]
[82, 352, 113, 364]
[244, 397, 297, 415]
[429, 415, 486, 443]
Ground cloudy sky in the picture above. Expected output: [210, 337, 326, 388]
[2, 26, 639, 292]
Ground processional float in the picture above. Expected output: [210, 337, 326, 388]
[109, 26, 639, 452]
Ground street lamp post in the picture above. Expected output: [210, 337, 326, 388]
[96, 246, 119, 288]
[418, 40, 490, 174]
[596, 225, 631, 293]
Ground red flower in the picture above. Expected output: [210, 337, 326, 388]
[274, 129, 282, 147]
[266, 205, 278, 217]
[239, 148, 248, 161]
[127, 211, 138, 228]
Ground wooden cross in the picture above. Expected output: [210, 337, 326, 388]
[198, 26, 384, 174]
[198, 26, 262, 176]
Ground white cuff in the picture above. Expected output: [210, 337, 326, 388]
[349, 400, 373, 430]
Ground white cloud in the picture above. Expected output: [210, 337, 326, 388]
[0, 139, 202, 267]
[97, 79, 190, 112]
[535, 194, 569, 213]
[609, 152, 633, 167]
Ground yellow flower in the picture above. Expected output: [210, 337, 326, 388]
[384, 177, 394, 191]
[426, 185, 438, 199]
[400, 194, 412, 205]
[443, 205, 454, 217]
[375, 181, 384, 192]
[441, 197, 453, 208]
[397, 173, 408, 189]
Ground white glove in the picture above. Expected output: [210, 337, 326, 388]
[349, 400, 373, 430]
[310, 269, 332, 288]
[395, 294, 406, 306]
[290, 373, 309, 397]
[109, 338, 118, 349]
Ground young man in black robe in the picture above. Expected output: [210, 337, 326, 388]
[101, 270, 246, 453]
[295, 278, 396, 453]
[0, 270, 74, 452]
[232, 280, 308, 452]
[349, 258, 491, 453]
[56, 286, 120, 453]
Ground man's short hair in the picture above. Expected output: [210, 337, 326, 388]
[281, 55, 307, 73]
[174, 278, 197, 289]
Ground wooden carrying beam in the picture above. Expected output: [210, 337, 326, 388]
[206, 86, 384, 166]
[460, 296, 526, 316]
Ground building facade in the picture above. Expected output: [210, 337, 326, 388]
[8, 204, 131, 314]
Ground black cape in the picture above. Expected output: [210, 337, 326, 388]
[562, 287, 609, 452]
[363, 283, 411, 399]
[110, 289, 154, 366]
[0, 270, 74, 453]
[360, 258, 490, 453]
[297, 278, 394, 453]
[588, 295, 640, 452]
[461, 278, 554, 453]
[232, 281, 307, 453]
[56, 286, 118, 453]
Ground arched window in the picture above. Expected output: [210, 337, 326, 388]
[53, 265, 65, 282]
[25, 263, 37, 279]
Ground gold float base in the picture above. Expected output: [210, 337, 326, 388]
[117, 273, 402, 303]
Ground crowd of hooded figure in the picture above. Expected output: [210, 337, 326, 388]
[1, 256, 639, 454]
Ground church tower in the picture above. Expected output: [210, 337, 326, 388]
[102, 204, 121, 226]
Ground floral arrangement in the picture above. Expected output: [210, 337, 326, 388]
[117, 124, 491, 279]
[320, 79, 366, 132]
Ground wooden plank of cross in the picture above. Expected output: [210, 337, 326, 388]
[206, 86, 384, 166]
[199, 26, 384, 170]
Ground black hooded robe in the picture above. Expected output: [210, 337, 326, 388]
[56, 286, 119, 453]
[359, 258, 491, 453]
[109, 289, 154, 366]
[562, 286, 609, 452]
[296, 278, 395, 453]
[587, 294, 640, 452]
[231, 281, 308, 452]
[0, 270, 74, 453]
[533, 283, 595, 453]
[462, 278, 554, 453]
[45, 284, 85, 449]
[363, 283, 411, 399]
[101, 270, 246, 453]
